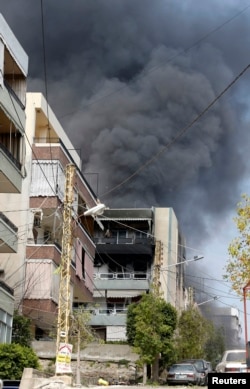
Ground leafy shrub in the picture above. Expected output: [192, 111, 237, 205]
[0, 343, 40, 379]
[12, 311, 33, 347]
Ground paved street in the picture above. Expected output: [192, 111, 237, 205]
[87, 385, 207, 389]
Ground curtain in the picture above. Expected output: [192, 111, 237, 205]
[84, 252, 94, 293]
[75, 239, 83, 279]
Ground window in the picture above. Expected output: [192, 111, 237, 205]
[0, 309, 12, 343]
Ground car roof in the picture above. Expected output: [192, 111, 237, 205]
[181, 359, 207, 364]
[172, 363, 196, 367]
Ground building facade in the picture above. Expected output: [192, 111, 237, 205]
[208, 306, 242, 349]
[0, 13, 28, 342]
[83, 207, 186, 341]
[1, 91, 101, 340]
[22, 93, 101, 339]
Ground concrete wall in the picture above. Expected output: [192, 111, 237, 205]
[32, 341, 138, 362]
[154, 207, 179, 306]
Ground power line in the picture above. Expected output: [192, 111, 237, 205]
[58, 3, 250, 120]
[100, 63, 250, 197]
[40, 0, 57, 190]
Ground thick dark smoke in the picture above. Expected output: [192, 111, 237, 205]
[1, 0, 250, 250]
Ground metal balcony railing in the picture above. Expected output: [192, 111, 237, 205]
[4, 79, 25, 110]
[74, 307, 128, 315]
[0, 142, 22, 170]
[93, 272, 149, 280]
[94, 236, 154, 245]
[33, 137, 60, 143]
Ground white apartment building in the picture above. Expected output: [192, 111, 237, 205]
[84, 207, 187, 341]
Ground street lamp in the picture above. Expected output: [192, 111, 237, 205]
[84, 203, 106, 216]
[196, 296, 218, 306]
[161, 255, 204, 270]
[84, 203, 106, 230]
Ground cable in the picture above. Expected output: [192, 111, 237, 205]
[40, 0, 57, 190]
[1, 201, 227, 310]
[59, 3, 250, 120]
[7, 87, 59, 197]
[100, 63, 250, 198]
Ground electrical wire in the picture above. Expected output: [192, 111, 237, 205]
[59, 3, 250, 120]
[100, 63, 250, 198]
[2, 5, 250, 338]
[40, 0, 57, 190]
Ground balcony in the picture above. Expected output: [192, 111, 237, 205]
[75, 305, 128, 327]
[0, 142, 23, 193]
[0, 95, 25, 193]
[0, 212, 18, 253]
[93, 271, 151, 294]
[89, 313, 127, 327]
[0, 80, 26, 136]
[26, 241, 93, 303]
[26, 243, 62, 266]
[94, 236, 155, 256]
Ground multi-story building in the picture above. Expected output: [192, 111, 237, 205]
[154, 207, 186, 309]
[0, 12, 28, 253]
[0, 13, 28, 341]
[21, 92, 101, 339]
[85, 207, 186, 341]
[204, 306, 242, 349]
[1, 90, 101, 340]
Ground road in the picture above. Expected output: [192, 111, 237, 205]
[89, 385, 207, 389]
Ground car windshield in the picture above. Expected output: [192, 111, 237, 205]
[226, 351, 246, 362]
[194, 361, 204, 370]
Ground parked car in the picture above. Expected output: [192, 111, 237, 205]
[206, 361, 213, 373]
[1, 381, 20, 389]
[167, 363, 200, 385]
[181, 359, 208, 385]
[215, 349, 247, 373]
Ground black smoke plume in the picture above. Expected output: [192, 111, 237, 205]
[1, 0, 250, 251]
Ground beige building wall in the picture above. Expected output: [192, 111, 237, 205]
[0, 92, 87, 308]
[153, 207, 180, 308]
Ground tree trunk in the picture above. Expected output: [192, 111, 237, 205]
[76, 330, 81, 386]
[143, 363, 147, 385]
[151, 353, 159, 382]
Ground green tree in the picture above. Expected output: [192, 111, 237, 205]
[224, 194, 250, 295]
[11, 311, 33, 347]
[69, 309, 97, 386]
[175, 307, 213, 360]
[126, 292, 177, 382]
[0, 343, 40, 379]
[204, 326, 225, 368]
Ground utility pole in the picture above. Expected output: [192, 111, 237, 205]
[149, 239, 163, 384]
[55, 163, 76, 375]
